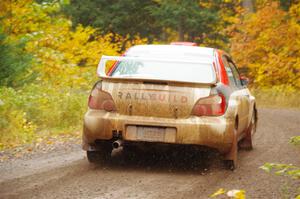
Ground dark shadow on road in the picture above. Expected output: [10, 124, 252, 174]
[89, 145, 224, 175]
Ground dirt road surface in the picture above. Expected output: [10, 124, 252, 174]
[0, 108, 299, 199]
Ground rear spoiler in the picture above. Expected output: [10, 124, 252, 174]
[97, 55, 217, 86]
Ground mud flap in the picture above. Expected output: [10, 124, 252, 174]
[239, 113, 256, 150]
[223, 128, 238, 170]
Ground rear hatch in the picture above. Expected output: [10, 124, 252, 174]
[101, 78, 212, 119]
[97, 50, 217, 118]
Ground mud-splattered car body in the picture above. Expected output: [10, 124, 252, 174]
[83, 44, 257, 169]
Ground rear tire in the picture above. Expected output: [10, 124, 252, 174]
[87, 144, 112, 163]
[224, 160, 236, 171]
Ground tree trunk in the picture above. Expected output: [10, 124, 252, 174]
[161, 27, 167, 42]
[178, 17, 184, 41]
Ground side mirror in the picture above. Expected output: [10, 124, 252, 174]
[240, 76, 249, 86]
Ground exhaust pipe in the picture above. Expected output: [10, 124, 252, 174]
[112, 139, 123, 149]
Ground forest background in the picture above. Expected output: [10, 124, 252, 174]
[0, 0, 299, 149]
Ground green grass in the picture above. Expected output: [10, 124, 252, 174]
[0, 84, 89, 149]
[251, 88, 300, 109]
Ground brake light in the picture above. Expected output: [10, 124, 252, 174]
[191, 93, 226, 116]
[88, 82, 116, 112]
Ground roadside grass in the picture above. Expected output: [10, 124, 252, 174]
[251, 87, 300, 109]
[0, 84, 88, 150]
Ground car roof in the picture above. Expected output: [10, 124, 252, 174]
[126, 45, 215, 61]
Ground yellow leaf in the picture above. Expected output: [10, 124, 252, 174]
[46, 141, 53, 145]
[210, 188, 226, 198]
[227, 189, 246, 199]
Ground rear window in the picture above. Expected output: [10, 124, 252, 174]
[98, 56, 216, 84]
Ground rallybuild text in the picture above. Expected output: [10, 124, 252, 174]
[117, 91, 188, 104]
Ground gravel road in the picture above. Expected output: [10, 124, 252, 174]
[0, 108, 299, 199]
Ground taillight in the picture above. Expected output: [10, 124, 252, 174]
[88, 82, 116, 112]
[191, 93, 226, 116]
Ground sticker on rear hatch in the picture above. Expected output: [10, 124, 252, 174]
[117, 91, 188, 104]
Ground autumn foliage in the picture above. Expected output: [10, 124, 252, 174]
[0, 0, 147, 148]
[0, 0, 299, 149]
[230, 2, 300, 89]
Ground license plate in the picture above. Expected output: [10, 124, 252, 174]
[137, 126, 165, 142]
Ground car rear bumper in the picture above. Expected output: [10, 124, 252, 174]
[82, 109, 235, 153]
